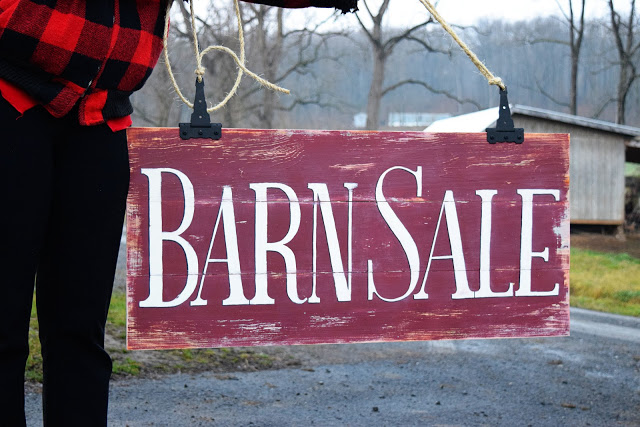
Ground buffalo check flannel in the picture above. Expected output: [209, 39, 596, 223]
[0, 0, 168, 125]
[0, 0, 356, 126]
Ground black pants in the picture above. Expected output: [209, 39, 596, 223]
[0, 98, 129, 426]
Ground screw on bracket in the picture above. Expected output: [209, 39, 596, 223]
[179, 78, 222, 140]
[486, 88, 524, 144]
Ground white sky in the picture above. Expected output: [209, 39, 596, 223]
[390, 0, 606, 25]
[387, 1, 557, 26]
[290, 0, 616, 27]
[188, 1, 623, 30]
[248, 0, 620, 33]
[360, 0, 612, 27]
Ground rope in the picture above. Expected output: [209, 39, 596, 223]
[417, 0, 506, 91]
[163, 0, 290, 113]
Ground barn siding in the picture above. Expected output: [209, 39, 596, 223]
[514, 116, 626, 224]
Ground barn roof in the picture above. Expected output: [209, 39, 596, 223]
[423, 107, 499, 132]
[425, 105, 640, 138]
[511, 105, 640, 138]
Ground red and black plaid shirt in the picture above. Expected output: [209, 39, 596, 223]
[0, 0, 169, 125]
[0, 0, 356, 126]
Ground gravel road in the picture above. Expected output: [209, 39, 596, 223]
[25, 308, 640, 426]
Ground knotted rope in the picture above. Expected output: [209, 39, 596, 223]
[417, 0, 506, 91]
[163, 0, 290, 113]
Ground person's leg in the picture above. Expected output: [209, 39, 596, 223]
[0, 100, 55, 427]
[36, 119, 129, 427]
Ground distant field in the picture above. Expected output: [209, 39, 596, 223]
[570, 247, 640, 317]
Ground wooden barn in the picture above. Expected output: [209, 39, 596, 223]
[426, 105, 640, 226]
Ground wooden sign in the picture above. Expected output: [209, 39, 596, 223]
[126, 129, 570, 350]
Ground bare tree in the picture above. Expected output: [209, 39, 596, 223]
[563, 0, 586, 115]
[525, 1, 586, 115]
[607, 0, 639, 124]
[132, 62, 178, 127]
[250, 5, 283, 128]
[176, 0, 348, 128]
[129, 0, 243, 127]
[355, 0, 479, 130]
[240, 4, 347, 128]
[179, 0, 251, 127]
[132, 0, 347, 129]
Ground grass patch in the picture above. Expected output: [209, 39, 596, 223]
[107, 291, 127, 328]
[112, 357, 141, 376]
[171, 347, 275, 370]
[625, 162, 640, 177]
[570, 248, 640, 317]
[26, 299, 43, 383]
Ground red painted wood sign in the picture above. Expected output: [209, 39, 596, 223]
[126, 129, 570, 350]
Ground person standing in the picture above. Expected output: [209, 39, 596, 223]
[0, 1, 171, 425]
[0, 0, 356, 425]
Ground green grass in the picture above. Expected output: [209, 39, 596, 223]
[107, 291, 127, 328]
[112, 357, 141, 375]
[570, 248, 640, 317]
[625, 162, 640, 177]
[25, 298, 43, 383]
[173, 347, 274, 368]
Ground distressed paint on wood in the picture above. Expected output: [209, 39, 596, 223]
[126, 129, 570, 350]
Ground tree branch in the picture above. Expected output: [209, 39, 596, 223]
[536, 80, 571, 108]
[593, 98, 616, 119]
[354, 12, 377, 46]
[383, 18, 434, 53]
[381, 79, 481, 109]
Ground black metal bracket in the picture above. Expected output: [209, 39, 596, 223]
[486, 88, 524, 144]
[179, 78, 222, 140]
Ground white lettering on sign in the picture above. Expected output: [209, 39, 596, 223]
[140, 168, 199, 308]
[414, 190, 471, 300]
[192, 186, 249, 307]
[516, 189, 561, 297]
[250, 183, 302, 305]
[308, 183, 357, 304]
[475, 190, 515, 299]
[138, 167, 562, 308]
[368, 166, 422, 302]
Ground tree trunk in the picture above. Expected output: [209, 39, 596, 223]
[617, 64, 629, 124]
[256, 6, 284, 129]
[366, 49, 386, 130]
[608, 0, 637, 125]
[569, 53, 578, 116]
[568, 0, 584, 116]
